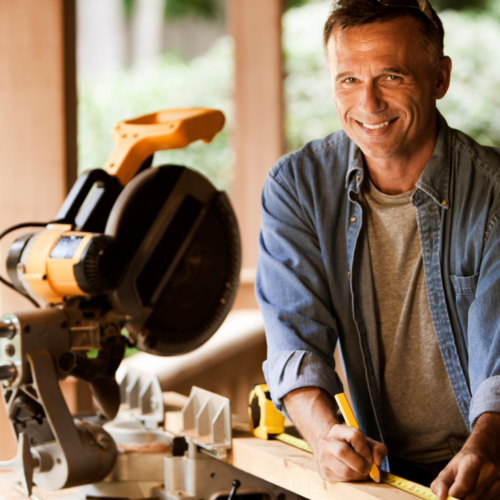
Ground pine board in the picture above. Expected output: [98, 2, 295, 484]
[228, 431, 417, 500]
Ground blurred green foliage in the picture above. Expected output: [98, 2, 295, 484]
[164, 0, 220, 19]
[79, 1, 500, 195]
[78, 38, 234, 190]
[122, 0, 135, 20]
[125, 0, 312, 22]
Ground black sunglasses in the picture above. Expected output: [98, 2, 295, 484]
[378, 0, 437, 26]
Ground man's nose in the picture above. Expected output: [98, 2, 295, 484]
[358, 82, 385, 115]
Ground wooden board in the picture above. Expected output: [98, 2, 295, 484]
[228, 430, 417, 500]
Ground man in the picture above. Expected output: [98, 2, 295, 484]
[255, 1, 500, 499]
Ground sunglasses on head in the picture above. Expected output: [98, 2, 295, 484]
[378, 0, 437, 26]
[335, 0, 438, 28]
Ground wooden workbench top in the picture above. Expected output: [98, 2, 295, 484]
[228, 430, 417, 500]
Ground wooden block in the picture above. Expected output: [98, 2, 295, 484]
[228, 432, 417, 500]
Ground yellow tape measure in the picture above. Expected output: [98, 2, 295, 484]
[248, 385, 458, 500]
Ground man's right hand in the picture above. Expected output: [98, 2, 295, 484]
[283, 386, 388, 482]
[316, 422, 387, 481]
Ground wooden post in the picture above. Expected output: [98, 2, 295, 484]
[0, 0, 77, 460]
[228, 0, 284, 272]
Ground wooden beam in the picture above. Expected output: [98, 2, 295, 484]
[0, 0, 76, 314]
[0, 0, 77, 460]
[229, 432, 416, 500]
[228, 0, 284, 270]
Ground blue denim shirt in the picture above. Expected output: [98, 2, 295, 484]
[256, 113, 500, 464]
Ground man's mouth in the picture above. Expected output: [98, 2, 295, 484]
[358, 118, 398, 130]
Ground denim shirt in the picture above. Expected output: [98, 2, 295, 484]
[256, 113, 500, 466]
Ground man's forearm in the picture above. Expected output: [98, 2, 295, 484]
[283, 386, 341, 454]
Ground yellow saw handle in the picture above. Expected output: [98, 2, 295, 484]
[103, 108, 225, 186]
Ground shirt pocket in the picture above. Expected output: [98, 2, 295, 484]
[450, 273, 480, 336]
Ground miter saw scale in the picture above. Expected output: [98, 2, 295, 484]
[0, 108, 243, 496]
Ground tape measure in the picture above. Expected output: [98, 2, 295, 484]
[248, 384, 458, 500]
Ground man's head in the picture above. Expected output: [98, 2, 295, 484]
[323, 0, 452, 166]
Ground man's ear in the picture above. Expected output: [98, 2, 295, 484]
[435, 56, 452, 100]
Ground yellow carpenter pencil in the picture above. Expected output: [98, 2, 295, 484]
[334, 393, 380, 484]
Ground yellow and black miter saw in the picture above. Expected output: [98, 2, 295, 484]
[0, 109, 241, 495]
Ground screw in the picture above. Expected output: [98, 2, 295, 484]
[24, 325, 31, 334]
[5, 345, 15, 357]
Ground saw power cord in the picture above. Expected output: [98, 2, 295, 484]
[0, 221, 61, 308]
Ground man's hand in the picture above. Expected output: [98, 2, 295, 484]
[283, 386, 387, 482]
[431, 412, 500, 500]
[316, 421, 387, 481]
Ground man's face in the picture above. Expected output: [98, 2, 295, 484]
[325, 18, 451, 161]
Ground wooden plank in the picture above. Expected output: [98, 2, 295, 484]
[228, 432, 417, 500]
[228, 0, 284, 270]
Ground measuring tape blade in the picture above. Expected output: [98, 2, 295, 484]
[273, 433, 458, 500]
[381, 472, 458, 500]
[275, 433, 313, 452]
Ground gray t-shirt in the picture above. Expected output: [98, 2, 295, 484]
[363, 178, 469, 464]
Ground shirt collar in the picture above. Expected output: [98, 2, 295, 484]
[415, 111, 451, 209]
[344, 111, 451, 208]
[344, 137, 365, 191]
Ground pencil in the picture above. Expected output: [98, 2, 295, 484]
[334, 393, 381, 484]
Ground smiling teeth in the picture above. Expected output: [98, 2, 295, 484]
[363, 120, 390, 130]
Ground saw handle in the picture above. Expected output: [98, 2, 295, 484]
[55, 169, 122, 225]
[103, 108, 225, 186]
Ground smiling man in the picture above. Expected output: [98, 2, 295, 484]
[256, 1, 500, 499]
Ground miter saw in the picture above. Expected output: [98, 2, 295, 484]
[0, 108, 242, 496]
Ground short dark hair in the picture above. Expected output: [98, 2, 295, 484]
[323, 0, 444, 65]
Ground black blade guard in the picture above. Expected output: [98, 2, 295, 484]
[106, 165, 241, 356]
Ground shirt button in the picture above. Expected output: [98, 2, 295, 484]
[356, 175, 360, 182]
[442, 200, 447, 206]
[350, 216, 357, 223]
[348, 271, 351, 279]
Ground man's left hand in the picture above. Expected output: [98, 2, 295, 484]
[431, 413, 500, 500]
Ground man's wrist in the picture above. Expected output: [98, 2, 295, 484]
[283, 386, 340, 451]
[463, 412, 500, 464]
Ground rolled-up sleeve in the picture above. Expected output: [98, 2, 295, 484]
[256, 162, 343, 416]
[263, 350, 343, 418]
[468, 219, 500, 426]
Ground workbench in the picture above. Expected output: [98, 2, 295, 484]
[1, 427, 419, 500]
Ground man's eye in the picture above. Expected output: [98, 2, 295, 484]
[344, 77, 357, 83]
[387, 75, 399, 81]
